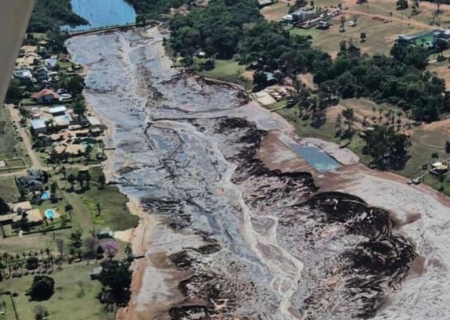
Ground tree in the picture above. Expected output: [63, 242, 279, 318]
[85, 145, 93, 161]
[26, 256, 39, 270]
[73, 99, 86, 121]
[34, 305, 49, 320]
[446, 141, 450, 153]
[436, 38, 448, 57]
[84, 237, 99, 256]
[65, 75, 85, 95]
[77, 172, 85, 189]
[6, 80, 23, 102]
[65, 204, 74, 220]
[67, 174, 76, 190]
[360, 32, 366, 43]
[61, 166, 67, 179]
[27, 276, 55, 301]
[96, 245, 105, 259]
[98, 260, 132, 306]
[55, 238, 65, 258]
[253, 71, 268, 88]
[0, 197, 10, 215]
[85, 171, 91, 188]
[70, 229, 83, 248]
[98, 174, 106, 189]
[396, 0, 408, 9]
[101, 242, 119, 260]
[362, 125, 410, 170]
[341, 108, 355, 131]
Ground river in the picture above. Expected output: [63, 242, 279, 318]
[62, 0, 136, 31]
[66, 28, 450, 320]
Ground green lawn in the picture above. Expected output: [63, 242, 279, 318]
[0, 177, 20, 203]
[199, 59, 251, 88]
[0, 264, 114, 320]
[0, 107, 26, 161]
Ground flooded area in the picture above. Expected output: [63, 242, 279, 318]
[62, 0, 136, 31]
[66, 28, 450, 320]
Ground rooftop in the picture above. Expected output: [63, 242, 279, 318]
[48, 106, 67, 114]
[31, 119, 46, 130]
[32, 89, 59, 100]
[87, 116, 102, 127]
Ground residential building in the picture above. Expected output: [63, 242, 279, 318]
[87, 116, 102, 128]
[35, 67, 49, 80]
[48, 105, 67, 116]
[31, 89, 59, 104]
[31, 119, 47, 134]
[13, 68, 33, 80]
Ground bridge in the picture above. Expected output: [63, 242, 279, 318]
[67, 23, 137, 37]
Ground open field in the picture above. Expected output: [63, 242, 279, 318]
[0, 107, 26, 161]
[0, 177, 20, 203]
[290, 15, 430, 57]
[0, 263, 113, 320]
[199, 59, 251, 88]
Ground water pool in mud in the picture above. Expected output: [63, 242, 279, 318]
[289, 143, 340, 172]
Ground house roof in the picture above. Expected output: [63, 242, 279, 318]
[53, 145, 67, 154]
[11, 201, 32, 212]
[87, 116, 102, 126]
[48, 106, 67, 114]
[66, 144, 85, 155]
[32, 89, 59, 100]
[31, 119, 46, 130]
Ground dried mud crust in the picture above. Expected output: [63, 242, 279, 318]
[280, 192, 417, 319]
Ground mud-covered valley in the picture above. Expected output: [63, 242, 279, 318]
[66, 28, 450, 320]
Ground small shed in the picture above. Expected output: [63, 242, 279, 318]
[31, 119, 47, 134]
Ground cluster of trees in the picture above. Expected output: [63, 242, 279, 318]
[27, 0, 88, 33]
[126, 0, 187, 20]
[169, 0, 263, 59]
[170, 0, 449, 122]
[362, 125, 410, 170]
[313, 42, 448, 122]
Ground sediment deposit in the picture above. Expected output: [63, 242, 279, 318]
[67, 28, 449, 320]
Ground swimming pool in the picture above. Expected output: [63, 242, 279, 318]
[289, 144, 341, 172]
[41, 191, 50, 200]
[45, 209, 56, 219]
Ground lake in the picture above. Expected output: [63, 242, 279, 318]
[62, 0, 136, 31]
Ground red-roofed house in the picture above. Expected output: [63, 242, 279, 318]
[31, 89, 59, 104]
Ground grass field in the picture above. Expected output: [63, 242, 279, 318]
[0, 164, 137, 319]
[0, 264, 113, 320]
[199, 60, 251, 88]
[0, 107, 26, 161]
[0, 177, 20, 203]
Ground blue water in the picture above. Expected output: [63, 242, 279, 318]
[289, 144, 341, 172]
[41, 191, 50, 200]
[62, 0, 136, 31]
[45, 209, 56, 219]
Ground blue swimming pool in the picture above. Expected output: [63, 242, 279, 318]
[45, 209, 56, 219]
[289, 144, 341, 172]
[41, 191, 50, 200]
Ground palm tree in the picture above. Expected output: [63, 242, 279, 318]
[65, 204, 74, 220]
[85, 145, 93, 162]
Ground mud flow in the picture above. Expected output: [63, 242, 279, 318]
[66, 29, 418, 320]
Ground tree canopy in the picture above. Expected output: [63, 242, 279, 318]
[169, 0, 263, 59]
[99, 261, 132, 306]
[27, 276, 55, 301]
[362, 125, 410, 170]
[28, 0, 88, 33]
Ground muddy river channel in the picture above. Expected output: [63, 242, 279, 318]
[66, 28, 450, 320]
